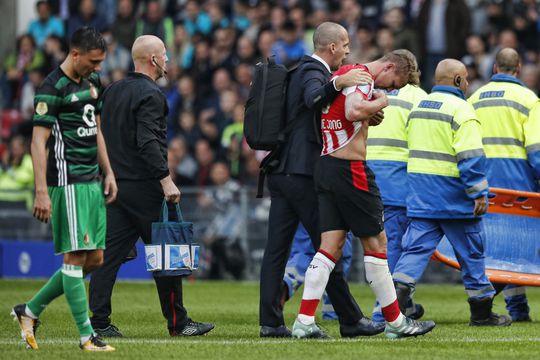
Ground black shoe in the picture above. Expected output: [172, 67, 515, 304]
[94, 324, 124, 337]
[407, 303, 425, 320]
[170, 319, 215, 336]
[468, 297, 512, 327]
[470, 312, 512, 326]
[339, 317, 385, 337]
[260, 325, 292, 338]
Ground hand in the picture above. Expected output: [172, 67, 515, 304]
[103, 173, 118, 205]
[33, 190, 52, 223]
[368, 110, 384, 126]
[473, 196, 487, 216]
[335, 69, 372, 90]
[160, 175, 181, 203]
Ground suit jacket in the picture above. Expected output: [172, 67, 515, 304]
[274, 55, 340, 176]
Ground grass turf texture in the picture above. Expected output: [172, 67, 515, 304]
[1, 280, 539, 359]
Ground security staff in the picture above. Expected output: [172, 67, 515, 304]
[366, 83, 427, 322]
[468, 48, 540, 322]
[392, 59, 512, 326]
[89, 35, 214, 337]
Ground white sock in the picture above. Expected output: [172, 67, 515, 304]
[365, 255, 404, 325]
[80, 334, 92, 344]
[24, 305, 38, 319]
[302, 252, 335, 300]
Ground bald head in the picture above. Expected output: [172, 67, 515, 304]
[495, 48, 520, 74]
[434, 59, 467, 87]
[313, 22, 347, 52]
[132, 35, 165, 65]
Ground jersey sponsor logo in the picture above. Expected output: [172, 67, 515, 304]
[71, 94, 79, 102]
[479, 90, 505, 99]
[36, 102, 48, 115]
[78, 104, 97, 137]
[322, 119, 343, 130]
[418, 100, 443, 109]
[90, 84, 98, 99]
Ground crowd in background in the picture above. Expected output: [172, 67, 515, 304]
[1, 0, 540, 202]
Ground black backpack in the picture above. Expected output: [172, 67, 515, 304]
[244, 57, 300, 197]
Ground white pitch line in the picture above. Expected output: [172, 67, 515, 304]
[1, 337, 540, 346]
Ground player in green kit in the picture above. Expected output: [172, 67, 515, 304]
[10, 27, 118, 351]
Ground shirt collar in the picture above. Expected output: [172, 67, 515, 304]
[490, 73, 525, 87]
[311, 54, 331, 74]
[431, 85, 465, 100]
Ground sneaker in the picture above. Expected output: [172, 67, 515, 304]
[94, 324, 124, 337]
[10, 304, 39, 350]
[170, 319, 215, 336]
[260, 325, 292, 338]
[80, 334, 115, 351]
[384, 317, 436, 339]
[291, 319, 330, 339]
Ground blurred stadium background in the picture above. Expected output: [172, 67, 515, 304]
[1, 0, 539, 281]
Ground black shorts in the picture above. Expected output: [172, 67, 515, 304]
[315, 155, 384, 238]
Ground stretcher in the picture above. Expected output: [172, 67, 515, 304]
[433, 187, 540, 286]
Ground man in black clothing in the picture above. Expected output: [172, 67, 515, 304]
[88, 35, 214, 338]
[259, 22, 384, 337]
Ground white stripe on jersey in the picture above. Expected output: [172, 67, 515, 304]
[53, 121, 67, 186]
[322, 125, 363, 155]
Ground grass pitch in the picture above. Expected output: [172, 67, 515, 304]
[1, 280, 539, 359]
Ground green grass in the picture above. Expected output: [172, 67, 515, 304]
[1, 280, 539, 359]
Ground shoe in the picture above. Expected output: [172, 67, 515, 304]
[291, 319, 330, 339]
[260, 325, 292, 338]
[94, 324, 124, 337]
[512, 314, 532, 322]
[340, 317, 385, 337]
[11, 304, 39, 350]
[468, 297, 512, 326]
[170, 319, 215, 336]
[406, 303, 425, 320]
[384, 317, 436, 339]
[80, 334, 115, 351]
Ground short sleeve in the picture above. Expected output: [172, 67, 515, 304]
[33, 82, 61, 128]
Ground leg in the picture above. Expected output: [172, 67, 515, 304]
[283, 223, 315, 301]
[89, 199, 139, 331]
[260, 174, 301, 330]
[501, 285, 530, 322]
[441, 219, 511, 326]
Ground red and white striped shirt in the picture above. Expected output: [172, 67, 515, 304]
[321, 64, 373, 155]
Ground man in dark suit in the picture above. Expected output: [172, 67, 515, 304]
[259, 22, 384, 338]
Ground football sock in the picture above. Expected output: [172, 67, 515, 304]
[298, 251, 336, 325]
[26, 268, 64, 317]
[364, 253, 404, 326]
[62, 264, 94, 337]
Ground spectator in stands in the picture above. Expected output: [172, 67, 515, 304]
[0, 135, 33, 209]
[270, 6, 287, 33]
[136, 0, 175, 50]
[339, 0, 362, 44]
[521, 64, 540, 95]
[210, 27, 237, 74]
[256, 29, 276, 63]
[348, 25, 379, 64]
[178, 111, 202, 151]
[189, 39, 213, 97]
[234, 36, 256, 65]
[99, 30, 131, 86]
[27, 0, 64, 48]
[235, 62, 253, 102]
[207, 1, 230, 31]
[169, 135, 198, 186]
[272, 20, 307, 67]
[221, 103, 245, 179]
[66, 0, 108, 39]
[416, 0, 470, 89]
[20, 69, 45, 125]
[375, 26, 395, 57]
[42, 35, 67, 73]
[194, 139, 215, 186]
[171, 22, 194, 70]
[462, 34, 493, 82]
[289, 6, 312, 53]
[1, 34, 45, 109]
[181, 0, 212, 36]
[383, 7, 418, 57]
[199, 161, 245, 280]
[111, 0, 137, 50]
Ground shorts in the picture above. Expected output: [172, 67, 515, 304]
[315, 155, 384, 238]
[48, 181, 106, 254]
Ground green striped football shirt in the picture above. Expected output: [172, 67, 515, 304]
[33, 68, 103, 186]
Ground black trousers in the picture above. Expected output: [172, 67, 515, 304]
[89, 179, 188, 331]
[259, 173, 364, 327]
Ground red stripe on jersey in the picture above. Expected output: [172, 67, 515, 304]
[350, 161, 368, 191]
[364, 252, 388, 259]
[330, 131, 339, 153]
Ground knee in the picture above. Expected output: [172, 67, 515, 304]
[85, 257, 104, 273]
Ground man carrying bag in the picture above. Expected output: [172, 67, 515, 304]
[89, 35, 214, 337]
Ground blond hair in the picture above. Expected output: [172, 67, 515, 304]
[381, 49, 420, 86]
